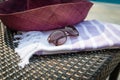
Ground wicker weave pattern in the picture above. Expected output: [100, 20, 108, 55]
[0, 22, 120, 80]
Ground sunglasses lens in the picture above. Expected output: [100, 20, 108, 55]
[65, 25, 79, 36]
[48, 30, 67, 46]
[57, 36, 67, 46]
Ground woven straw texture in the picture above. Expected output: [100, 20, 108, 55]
[0, 21, 120, 80]
[0, 0, 93, 31]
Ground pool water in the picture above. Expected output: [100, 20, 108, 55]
[92, 0, 120, 4]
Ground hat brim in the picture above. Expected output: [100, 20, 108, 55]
[0, 0, 93, 31]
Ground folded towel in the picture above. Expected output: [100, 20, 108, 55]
[14, 20, 120, 68]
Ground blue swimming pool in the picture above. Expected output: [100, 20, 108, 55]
[92, 0, 120, 4]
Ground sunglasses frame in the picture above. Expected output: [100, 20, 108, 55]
[48, 25, 79, 46]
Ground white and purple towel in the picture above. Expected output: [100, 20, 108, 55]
[14, 20, 120, 68]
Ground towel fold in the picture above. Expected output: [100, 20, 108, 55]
[14, 20, 120, 68]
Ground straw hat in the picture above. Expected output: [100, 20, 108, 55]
[0, 0, 93, 31]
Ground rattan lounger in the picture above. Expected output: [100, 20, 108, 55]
[0, 21, 120, 80]
[0, 0, 120, 80]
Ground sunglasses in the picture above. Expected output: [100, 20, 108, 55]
[47, 25, 79, 46]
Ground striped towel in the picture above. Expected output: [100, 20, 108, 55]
[14, 20, 120, 68]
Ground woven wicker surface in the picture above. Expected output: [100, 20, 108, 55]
[0, 22, 120, 80]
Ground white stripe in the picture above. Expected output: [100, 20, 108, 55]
[80, 24, 97, 48]
[75, 26, 85, 49]
[78, 37, 85, 49]
[67, 37, 73, 50]
[105, 24, 120, 41]
[90, 21, 114, 46]
[112, 24, 120, 31]
[99, 22, 120, 41]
